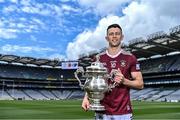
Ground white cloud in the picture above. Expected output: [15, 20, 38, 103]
[61, 4, 80, 12]
[31, 18, 46, 29]
[0, 19, 5, 27]
[20, 0, 31, 6]
[0, 15, 46, 38]
[30, 35, 37, 42]
[10, 0, 18, 4]
[29, 35, 46, 43]
[67, 0, 180, 60]
[0, 0, 179, 60]
[77, 0, 131, 16]
[0, 28, 18, 39]
[121, 0, 180, 40]
[3, 1, 63, 17]
[48, 53, 66, 60]
[60, 0, 73, 2]
[0, 1, 80, 41]
[21, 5, 52, 16]
[66, 15, 121, 60]
[3, 5, 18, 13]
[1, 44, 56, 54]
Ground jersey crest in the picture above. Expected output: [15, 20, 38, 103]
[120, 60, 126, 67]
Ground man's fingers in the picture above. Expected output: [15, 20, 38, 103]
[82, 103, 90, 111]
[82, 105, 87, 111]
[114, 69, 125, 84]
[117, 68, 122, 73]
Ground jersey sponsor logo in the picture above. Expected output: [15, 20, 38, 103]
[127, 105, 130, 111]
[102, 62, 107, 67]
[136, 63, 140, 70]
[120, 60, 126, 67]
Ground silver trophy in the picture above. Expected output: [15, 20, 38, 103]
[74, 59, 117, 111]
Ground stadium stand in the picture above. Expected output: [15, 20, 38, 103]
[0, 24, 180, 102]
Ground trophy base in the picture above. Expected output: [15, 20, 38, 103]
[89, 105, 105, 111]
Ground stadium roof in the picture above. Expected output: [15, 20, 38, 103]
[79, 25, 180, 66]
[0, 55, 59, 67]
[127, 29, 180, 58]
[0, 25, 180, 67]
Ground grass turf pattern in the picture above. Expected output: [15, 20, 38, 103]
[0, 100, 180, 119]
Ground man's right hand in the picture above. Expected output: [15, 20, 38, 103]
[82, 96, 90, 111]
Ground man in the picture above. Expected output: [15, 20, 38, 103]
[82, 24, 144, 120]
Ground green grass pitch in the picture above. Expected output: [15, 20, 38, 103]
[0, 100, 180, 119]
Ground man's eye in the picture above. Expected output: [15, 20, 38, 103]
[109, 33, 114, 36]
[109, 32, 120, 36]
[115, 32, 121, 35]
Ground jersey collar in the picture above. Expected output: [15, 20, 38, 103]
[106, 49, 122, 58]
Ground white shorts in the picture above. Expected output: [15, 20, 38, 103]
[95, 113, 133, 120]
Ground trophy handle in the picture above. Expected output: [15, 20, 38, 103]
[74, 66, 85, 89]
[107, 69, 120, 91]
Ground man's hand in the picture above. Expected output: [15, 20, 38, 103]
[82, 96, 90, 111]
[113, 68, 125, 84]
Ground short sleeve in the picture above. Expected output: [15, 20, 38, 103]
[130, 55, 141, 72]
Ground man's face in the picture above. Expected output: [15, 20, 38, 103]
[106, 27, 123, 47]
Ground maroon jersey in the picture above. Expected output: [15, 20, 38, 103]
[98, 49, 140, 115]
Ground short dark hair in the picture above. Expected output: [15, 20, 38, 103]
[107, 24, 122, 34]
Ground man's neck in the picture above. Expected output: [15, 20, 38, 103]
[107, 46, 122, 56]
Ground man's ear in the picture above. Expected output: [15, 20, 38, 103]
[121, 34, 124, 41]
[105, 36, 108, 41]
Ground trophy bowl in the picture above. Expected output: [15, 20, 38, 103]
[74, 61, 109, 111]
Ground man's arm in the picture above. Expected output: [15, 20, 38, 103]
[82, 93, 90, 111]
[123, 71, 144, 89]
[114, 70, 144, 89]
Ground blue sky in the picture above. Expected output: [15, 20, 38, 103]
[0, 0, 180, 60]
